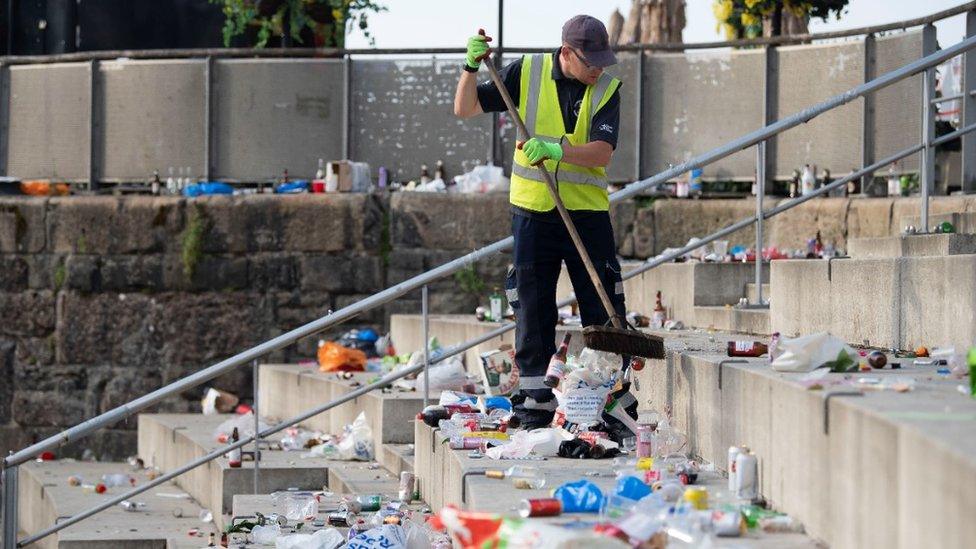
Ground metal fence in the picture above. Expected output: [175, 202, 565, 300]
[0, 29, 959, 188]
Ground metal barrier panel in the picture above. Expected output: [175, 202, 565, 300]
[774, 40, 865, 178]
[643, 49, 765, 179]
[214, 59, 344, 181]
[606, 52, 639, 183]
[875, 31, 924, 173]
[100, 59, 206, 182]
[350, 57, 492, 183]
[7, 63, 89, 180]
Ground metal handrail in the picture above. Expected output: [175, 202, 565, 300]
[0, 1, 972, 65]
[4, 18, 976, 549]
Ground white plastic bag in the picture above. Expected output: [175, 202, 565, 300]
[452, 164, 509, 194]
[770, 332, 857, 373]
[251, 524, 281, 545]
[274, 528, 344, 549]
[485, 428, 573, 459]
[213, 412, 271, 441]
[346, 524, 407, 548]
[283, 494, 318, 521]
[336, 411, 374, 461]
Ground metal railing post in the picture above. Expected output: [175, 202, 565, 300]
[2, 464, 18, 548]
[252, 359, 259, 495]
[922, 63, 936, 231]
[422, 285, 430, 408]
[964, 10, 976, 193]
[755, 140, 766, 306]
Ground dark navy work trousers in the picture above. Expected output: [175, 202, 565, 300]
[506, 211, 626, 410]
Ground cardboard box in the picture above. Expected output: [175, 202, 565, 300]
[478, 344, 519, 396]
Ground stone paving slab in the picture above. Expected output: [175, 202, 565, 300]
[18, 460, 217, 549]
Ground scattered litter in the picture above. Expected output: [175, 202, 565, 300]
[201, 387, 239, 415]
[303, 412, 374, 461]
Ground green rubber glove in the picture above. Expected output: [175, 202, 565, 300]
[521, 138, 564, 165]
[465, 32, 492, 69]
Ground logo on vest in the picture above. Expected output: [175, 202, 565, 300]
[599, 123, 614, 133]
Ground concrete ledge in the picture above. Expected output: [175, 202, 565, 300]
[848, 233, 976, 258]
[627, 341, 976, 549]
[137, 413, 334, 524]
[258, 364, 423, 447]
[900, 211, 976, 234]
[18, 461, 214, 549]
[694, 305, 770, 335]
[381, 443, 414, 478]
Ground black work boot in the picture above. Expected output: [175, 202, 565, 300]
[510, 391, 557, 430]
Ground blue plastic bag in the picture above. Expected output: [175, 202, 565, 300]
[275, 180, 308, 194]
[553, 479, 605, 513]
[183, 182, 234, 197]
[615, 475, 652, 501]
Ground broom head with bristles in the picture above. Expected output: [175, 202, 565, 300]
[582, 325, 665, 359]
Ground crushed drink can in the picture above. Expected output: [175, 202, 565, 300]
[518, 498, 562, 518]
[328, 511, 350, 527]
[398, 471, 416, 502]
[735, 451, 758, 501]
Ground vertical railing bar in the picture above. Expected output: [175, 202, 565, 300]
[252, 359, 260, 494]
[755, 140, 766, 306]
[422, 285, 430, 408]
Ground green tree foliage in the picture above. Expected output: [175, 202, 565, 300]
[713, 0, 849, 40]
[213, 0, 386, 48]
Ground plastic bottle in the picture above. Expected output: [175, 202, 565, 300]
[735, 450, 758, 500]
[636, 411, 659, 459]
[315, 158, 325, 180]
[543, 333, 572, 388]
[485, 465, 545, 489]
[166, 167, 176, 195]
[489, 288, 504, 322]
[768, 332, 781, 363]
[420, 164, 431, 184]
[800, 164, 816, 196]
[887, 163, 900, 196]
[101, 473, 133, 487]
[968, 346, 976, 398]
[652, 291, 666, 329]
[228, 427, 242, 468]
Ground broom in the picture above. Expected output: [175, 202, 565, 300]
[478, 33, 664, 359]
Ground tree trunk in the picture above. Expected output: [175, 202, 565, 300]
[608, 8, 624, 46]
[636, 0, 685, 45]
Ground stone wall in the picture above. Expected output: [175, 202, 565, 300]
[2, 193, 974, 460]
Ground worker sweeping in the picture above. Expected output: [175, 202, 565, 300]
[454, 15, 660, 432]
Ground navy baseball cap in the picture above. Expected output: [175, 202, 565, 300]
[562, 15, 617, 68]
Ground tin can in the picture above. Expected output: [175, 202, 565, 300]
[735, 451, 758, 500]
[398, 471, 416, 502]
[383, 514, 402, 525]
[637, 423, 655, 459]
[683, 486, 708, 510]
[518, 498, 562, 518]
[727, 446, 746, 492]
[328, 511, 350, 527]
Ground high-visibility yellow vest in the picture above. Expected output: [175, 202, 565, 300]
[510, 53, 620, 212]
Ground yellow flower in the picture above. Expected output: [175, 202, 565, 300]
[722, 22, 738, 40]
[713, 0, 733, 22]
[745, 0, 762, 8]
[741, 12, 760, 27]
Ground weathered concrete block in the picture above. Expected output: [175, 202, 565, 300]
[769, 259, 831, 337]
[901, 211, 976, 235]
[631, 206, 655, 258]
[25, 254, 61, 290]
[64, 254, 100, 292]
[890, 196, 974, 235]
[847, 198, 893, 240]
[849, 233, 976, 258]
[829, 258, 901, 348]
[116, 196, 185, 253]
[767, 197, 849, 251]
[247, 253, 299, 290]
[0, 197, 47, 253]
[0, 290, 56, 337]
[610, 199, 637, 251]
[47, 196, 120, 254]
[0, 340, 13, 423]
[13, 336, 56, 367]
[391, 192, 511, 250]
[652, 199, 758, 254]
[900, 254, 976, 351]
[57, 291, 274, 367]
[100, 255, 165, 291]
[300, 254, 384, 293]
[0, 256, 28, 291]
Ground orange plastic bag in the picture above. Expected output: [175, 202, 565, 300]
[20, 180, 69, 196]
[317, 342, 367, 372]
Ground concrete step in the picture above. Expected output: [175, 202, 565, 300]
[137, 413, 342, 527]
[17, 460, 216, 549]
[899, 211, 976, 234]
[558, 261, 767, 326]
[746, 282, 771, 303]
[847, 233, 976, 258]
[381, 443, 414, 477]
[625, 331, 976, 549]
[412, 422, 818, 548]
[695, 305, 771, 335]
[258, 364, 423, 451]
[770, 255, 976, 350]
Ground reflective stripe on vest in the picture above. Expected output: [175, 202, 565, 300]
[510, 53, 619, 212]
